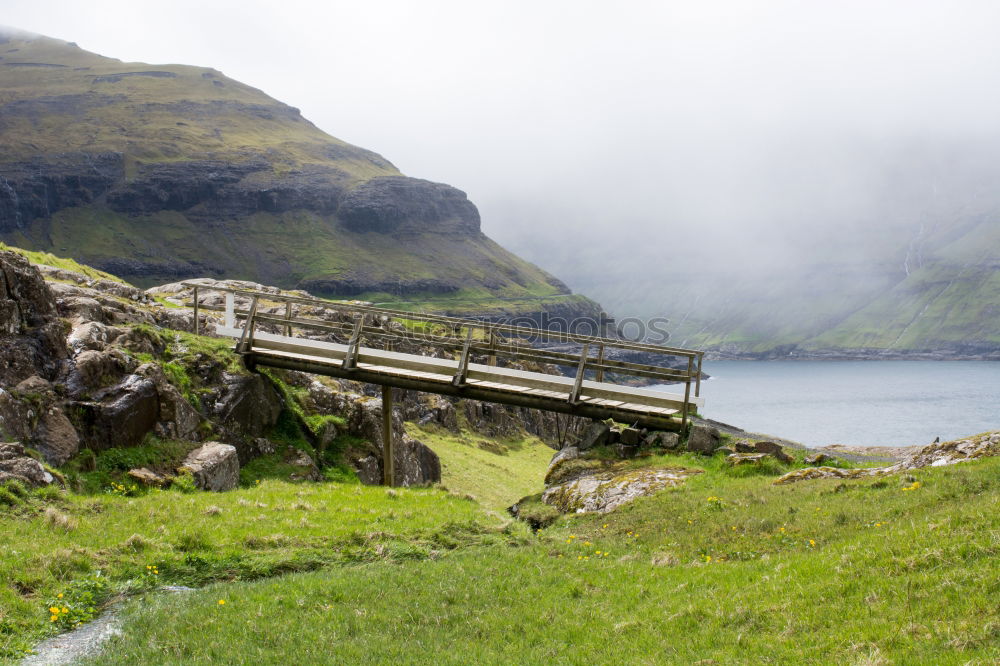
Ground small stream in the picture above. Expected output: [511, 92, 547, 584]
[20, 587, 194, 665]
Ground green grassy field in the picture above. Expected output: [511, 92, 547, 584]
[408, 423, 556, 514]
[0, 479, 501, 661]
[4, 440, 997, 664]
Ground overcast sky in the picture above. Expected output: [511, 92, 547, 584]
[6, 0, 1000, 307]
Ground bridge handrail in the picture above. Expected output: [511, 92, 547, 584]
[181, 282, 705, 408]
[180, 282, 703, 358]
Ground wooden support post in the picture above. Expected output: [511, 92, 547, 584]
[192, 286, 199, 336]
[488, 330, 497, 367]
[382, 385, 394, 487]
[595, 344, 605, 383]
[682, 356, 693, 428]
[284, 301, 293, 337]
[695, 353, 703, 398]
[568, 344, 590, 405]
[237, 296, 259, 354]
[453, 328, 474, 387]
[342, 318, 364, 370]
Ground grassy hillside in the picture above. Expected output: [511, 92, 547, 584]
[0, 31, 392, 176]
[5, 435, 1000, 663]
[0, 30, 590, 316]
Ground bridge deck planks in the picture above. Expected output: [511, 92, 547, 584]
[219, 325, 698, 427]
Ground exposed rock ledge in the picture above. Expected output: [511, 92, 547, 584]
[774, 431, 1000, 484]
[543, 465, 701, 514]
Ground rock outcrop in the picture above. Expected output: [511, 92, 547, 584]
[0, 442, 54, 487]
[542, 465, 702, 514]
[180, 442, 239, 491]
[0, 250, 67, 386]
[774, 431, 1000, 485]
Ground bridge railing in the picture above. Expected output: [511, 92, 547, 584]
[181, 282, 705, 423]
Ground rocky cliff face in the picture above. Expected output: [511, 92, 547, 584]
[0, 30, 592, 325]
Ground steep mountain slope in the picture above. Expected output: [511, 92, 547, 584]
[0, 29, 598, 319]
[535, 156, 1000, 358]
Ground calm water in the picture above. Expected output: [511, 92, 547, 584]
[657, 361, 1000, 447]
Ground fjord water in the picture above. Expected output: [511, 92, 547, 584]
[659, 361, 1000, 448]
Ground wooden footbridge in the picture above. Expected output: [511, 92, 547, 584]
[184, 283, 705, 485]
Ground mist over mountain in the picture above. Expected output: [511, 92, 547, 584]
[493, 132, 1000, 355]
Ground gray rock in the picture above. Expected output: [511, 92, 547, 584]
[577, 421, 611, 451]
[754, 441, 793, 464]
[180, 442, 239, 491]
[0, 250, 68, 385]
[73, 374, 160, 452]
[717, 446, 735, 457]
[620, 427, 641, 446]
[128, 467, 168, 487]
[32, 406, 80, 465]
[734, 439, 756, 453]
[686, 424, 721, 455]
[284, 446, 323, 482]
[804, 453, 830, 465]
[135, 363, 201, 441]
[644, 431, 680, 450]
[544, 446, 581, 485]
[337, 176, 480, 235]
[542, 465, 702, 514]
[14, 375, 53, 395]
[726, 452, 768, 466]
[0, 442, 54, 487]
[70, 348, 137, 394]
[616, 443, 639, 458]
[0, 388, 33, 442]
[67, 321, 123, 352]
[212, 373, 282, 440]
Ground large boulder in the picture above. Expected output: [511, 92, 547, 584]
[211, 373, 282, 440]
[644, 431, 680, 450]
[0, 442, 54, 487]
[686, 424, 721, 455]
[180, 442, 240, 491]
[576, 421, 611, 451]
[753, 441, 793, 464]
[72, 374, 160, 451]
[31, 406, 80, 466]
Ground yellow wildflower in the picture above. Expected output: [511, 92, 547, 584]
[50, 615, 58, 623]
[49, 607, 59, 614]
[218, 600, 226, 605]
[809, 539, 816, 547]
